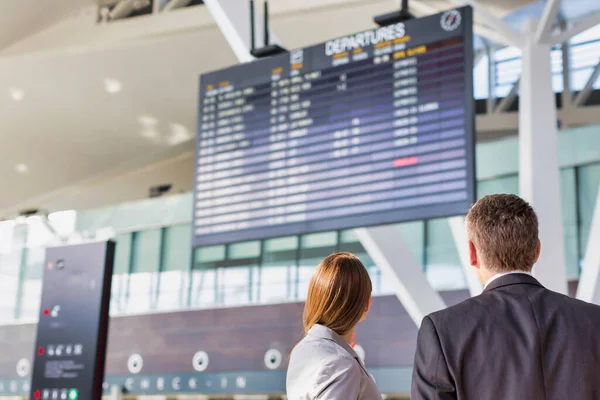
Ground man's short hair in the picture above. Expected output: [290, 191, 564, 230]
[466, 194, 539, 273]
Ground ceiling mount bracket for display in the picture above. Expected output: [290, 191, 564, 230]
[249, 0, 287, 59]
[374, 0, 415, 26]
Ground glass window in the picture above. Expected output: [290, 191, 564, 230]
[162, 225, 191, 272]
[127, 230, 161, 313]
[477, 175, 518, 198]
[190, 245, 225, 308]
[339, 230, 379, 294]
[297, 232, 338, 300]
[560, 168, 579, 279]
[0, 221, 19, 321]
[473, 53, 489, 100]
[425, 218, 466, 290]
[578, 164, 600, 266]
[110, 232, 132, 314]
[216, 241, 260, 306]
[259, 236, 298, 303]
[19, 247, 45, 320]
[157, 224, 192, 311]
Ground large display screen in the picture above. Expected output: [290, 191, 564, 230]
[30, 242, 114, 400]
[194, 7, 475, 246]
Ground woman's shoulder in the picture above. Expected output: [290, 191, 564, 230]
[290, 334, 358, 368]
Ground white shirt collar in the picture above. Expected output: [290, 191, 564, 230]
[483, 271, 532, 289]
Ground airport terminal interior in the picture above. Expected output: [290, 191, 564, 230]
[1, 0, 600, 399]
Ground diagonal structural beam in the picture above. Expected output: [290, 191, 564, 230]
[535, 0, 561, 44]
[203, 0, 256, 63]
[448, 217, 483, 297]
[355, 225, 446, 327]
[446, 0, 523, 48]
[576, 185, 600, 304]
[552, 11, 600, 45]
[494, 78, 520, 113]
[574, 60, 600, 106]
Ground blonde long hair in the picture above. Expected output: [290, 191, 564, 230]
[303, 252, 372, 336]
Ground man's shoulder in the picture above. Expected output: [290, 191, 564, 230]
[426, 285, 600, 329]
[426, 294, 488, 326]
[539, 288, 600, 315]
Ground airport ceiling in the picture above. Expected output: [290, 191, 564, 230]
[0, 0, 598, 218]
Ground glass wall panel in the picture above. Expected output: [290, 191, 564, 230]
[561, 168, 579, 279]
[578, 163, 600, 263]
[127, 229, 161, 313]
[157, 224, 192, 311]
[111, 232, 132, 314]
[190, 245, 225, 308]
[425, 219, 465, 290]
[0, 251, 20, 322]
[259, 236, 298, 303]
[339, 230, 379, 293]
[217, 241, 260, 306]
[19, 247, 45, 320]
[297, 232, 338, 300]
[477, 175, 518, 198]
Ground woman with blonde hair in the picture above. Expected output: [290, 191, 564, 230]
[286, 252, 381, 399]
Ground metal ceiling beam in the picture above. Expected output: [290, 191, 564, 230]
[576, 185, 600, 304]
[446, 0, 523, 48]
[535, 0, 561, 44]
[574, 61, 600, 106]
[494, 78, 520, 113]
[162, 0, 193, 12]
[551, 11, 600, 45]
[474, 25, 516, 47]
[203, 0, 256, 63]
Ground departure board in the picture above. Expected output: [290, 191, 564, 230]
[193, 7, 475, 246]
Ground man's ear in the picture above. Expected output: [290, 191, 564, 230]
[535, 240, 541, 263]
[468, 240, 479, 269]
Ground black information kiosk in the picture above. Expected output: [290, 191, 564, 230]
[30, 241, 115, 400]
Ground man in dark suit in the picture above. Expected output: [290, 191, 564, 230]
[411, 194, 600, 400]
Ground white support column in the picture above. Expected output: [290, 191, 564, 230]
[519, 19, 568, 295]
[203, 0, 257, 63]
[355, 226, 446, 327]
[448, 217, 483, 297]
[576, 185, 600, 304]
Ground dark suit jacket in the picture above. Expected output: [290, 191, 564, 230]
[411, 273, 600, 400]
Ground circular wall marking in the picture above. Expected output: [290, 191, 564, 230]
[354, 344, 366, 364]
[264, 349, 283, 370]
[127, 354, 143, 374]
[16, 359, 30, 377]
[192, 351, 210, 372]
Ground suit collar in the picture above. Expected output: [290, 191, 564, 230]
[482, 272, 543, 294]
[308, 324, 360, 361]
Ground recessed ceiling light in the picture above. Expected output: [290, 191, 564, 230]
[138, 115, 158, 126]
[15, 163, 28, 173]
[104, 78, 122, 94]
[167, 123, 192, 146]
[9, 88, 25, 101]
